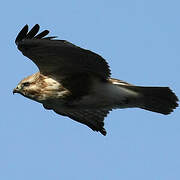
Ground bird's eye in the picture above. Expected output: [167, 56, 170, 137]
[22, 82, 30, 87]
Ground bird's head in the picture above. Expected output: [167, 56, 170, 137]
[13, 73, 43, 102]
[13, 72, 66, 102]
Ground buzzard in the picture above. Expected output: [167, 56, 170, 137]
[13, 24, 179, 135]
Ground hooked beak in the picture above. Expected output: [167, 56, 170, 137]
[13, 87, 20, 94]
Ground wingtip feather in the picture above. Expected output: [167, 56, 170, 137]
[15, 24, 51, 45]
[15, 24, 29, 44]
[26, 24, 40, 39]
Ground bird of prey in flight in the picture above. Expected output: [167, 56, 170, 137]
[13, 24, 178, 135]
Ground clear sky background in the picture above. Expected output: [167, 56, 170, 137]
[1, 0, 180, 179]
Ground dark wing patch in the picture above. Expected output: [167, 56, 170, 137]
[15, 24, 111, 80]
[15, 25, 29, 43]
[54, 108, 111, 136]
[15, 24, 54, 43]
[25, 24, 40, 39]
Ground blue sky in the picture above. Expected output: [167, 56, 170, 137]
[1, 0, 180, 179]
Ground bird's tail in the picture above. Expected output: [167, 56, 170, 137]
[131, 86, 179, 114]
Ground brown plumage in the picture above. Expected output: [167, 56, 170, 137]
[13, 24, 179, 136]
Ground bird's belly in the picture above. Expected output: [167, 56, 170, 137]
[43, 82, 139, 110]
[69, 83, 138, 109]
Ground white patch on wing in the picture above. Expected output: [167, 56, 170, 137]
[111, 81, 129, 86]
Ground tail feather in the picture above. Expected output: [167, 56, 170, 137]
[135, 87, 179, 114]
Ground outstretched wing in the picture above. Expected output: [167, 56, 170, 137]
[15, 24, 111, 80]
[53, 108, 111, 136]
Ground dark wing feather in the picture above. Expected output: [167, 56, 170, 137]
[53, 108, 111, 136]
[26, 24, 40, 39]
[15, 24, 111, 80]
[34, 30, 50, 39]
[15, 24, 29, 43]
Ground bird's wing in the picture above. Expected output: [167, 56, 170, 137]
[15, 24, 111, 80]
[53, 108, 111, 136]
